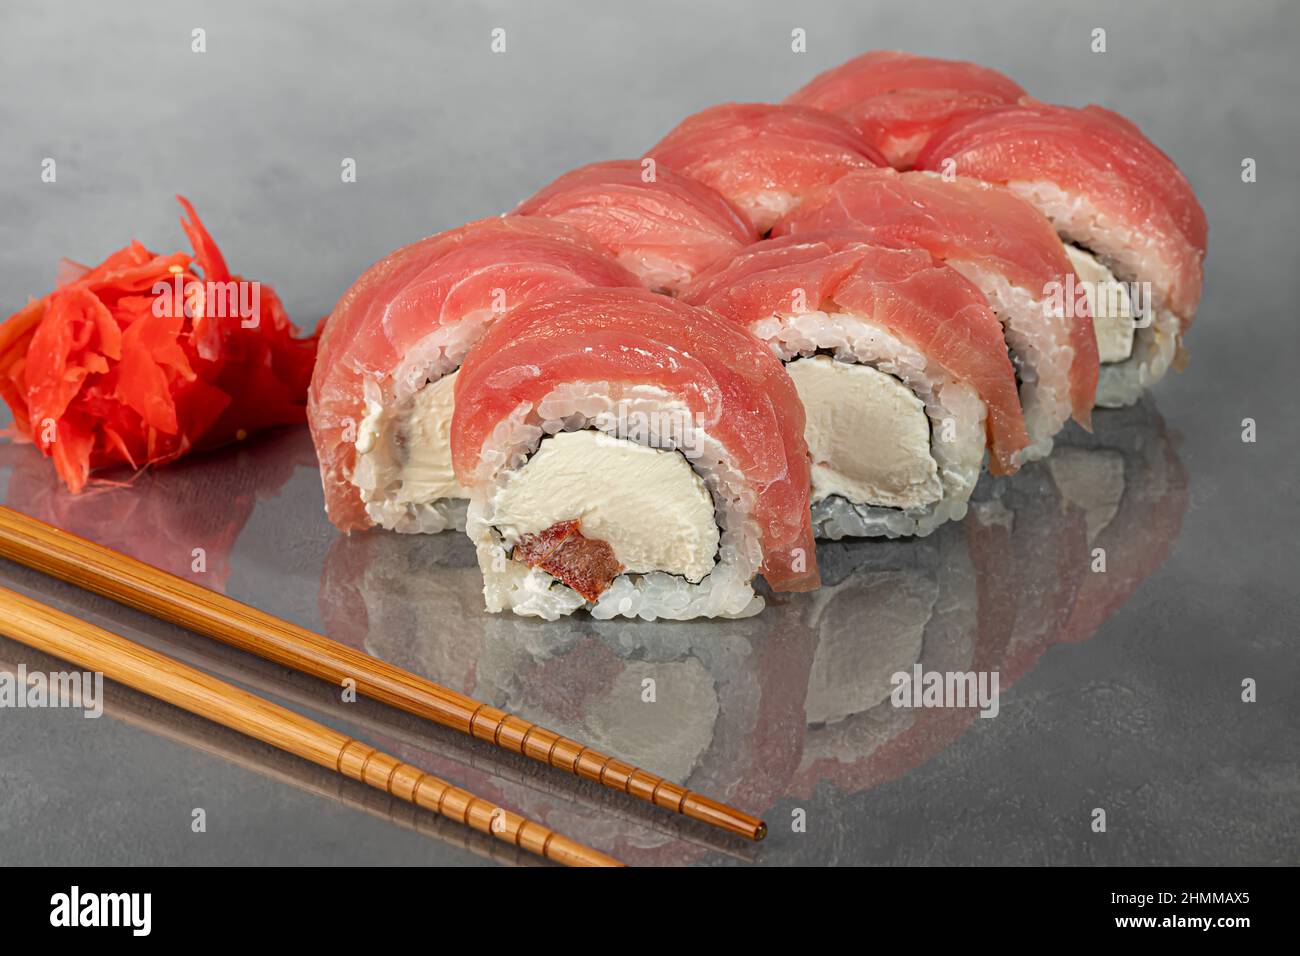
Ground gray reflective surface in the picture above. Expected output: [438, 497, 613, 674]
[1, 0, 1297, 866]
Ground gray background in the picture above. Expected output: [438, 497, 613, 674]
[0, 0, 1297, 866]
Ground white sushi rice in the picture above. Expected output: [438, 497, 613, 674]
[1008, 180, 1183, 408]
[465, 382, 768, 621]
[621, 254, 695, 296]
[741, 190, 800, 235]
[753, 309, 987, 540]
[945, 260, 1076, 461]
[349, 311, 495, 533]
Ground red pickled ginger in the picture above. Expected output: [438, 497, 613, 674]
[0, 197, 317, 492]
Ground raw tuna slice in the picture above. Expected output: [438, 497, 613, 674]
[644, 103, 888, 233]
[917, 102, 1207, 323]
[785, 51, 1026, 169]
[915, 102, 1208, 407]
[308, 216, 639, 532]
[686, 233, 1028, 474]
[773, 168, 1098, 460]
[511, 160, 758, 295]
[452, 287, 819, 605]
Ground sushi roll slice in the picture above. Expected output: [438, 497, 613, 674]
[307, 217, 638, 534]
[773, 168, 1098, 461]
[450, 287, 819, 620]
[643, 102, 887, 234]
[512, 160, 758, 295]
[685, 233, 1028, 539]
[916, 102, 1208, 407]
[784, 50, 1026, 170]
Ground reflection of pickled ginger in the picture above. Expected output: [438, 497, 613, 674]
[1, 426, 315, 591]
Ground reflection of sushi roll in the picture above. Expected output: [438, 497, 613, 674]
[450, 287, 819, 620]
[644, 103, 887, 234]
[318, 521, 486, 684]
[324, 601, 811, 866]
[969, 399, 1187, 686]
[803, 527, 976, 727]
[969, 459, 1090, 688]
[1048, 400, 1189, 644]
[468, 602, 809, 865]
[774, 168, 1099, 461]
[512, 160, 758, 294]
[917, 103, 1207, 407]
[785, 51, 1026, 170]
[474, 619, 734, 801]
[686, 233, 1028, 539]
[307, 218, 637, 533]
[789, 518, 1015, 797]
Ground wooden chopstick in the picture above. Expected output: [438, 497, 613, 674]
[0, 505, 766, 841]
[116, 620, 756, 861]
[0, 585, 621, 867]
[0, 651, 545, 867]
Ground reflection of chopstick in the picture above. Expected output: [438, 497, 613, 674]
[0, 505, 765, 842]
[135, 625, 756, 862]
[0, 646, 542, 867]
[0, 586, 621, 867]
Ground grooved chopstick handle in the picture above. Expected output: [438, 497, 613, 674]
[467, 706, 768, 839]
[0, 505, 766, 841]
[0, 585, 621, 867]
[333, 740, 612, 866]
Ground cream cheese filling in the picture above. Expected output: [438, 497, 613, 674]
[353, 370, 466, 531]
[490, 429, 719, 582]
[786, 355, 942, 511]
[1064, 244, 1137, 365]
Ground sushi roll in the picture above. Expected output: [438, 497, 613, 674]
[512, 160, 758, 295]
[685, 233, 1028, 539]
[643, 102, 887, 234]
[773, 168, 1098, 461]
[307, 217, 638, 534]
[916, 102, 1208, 407]
[449, 287, 820, 620]
[785, 51, 1026, 170]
